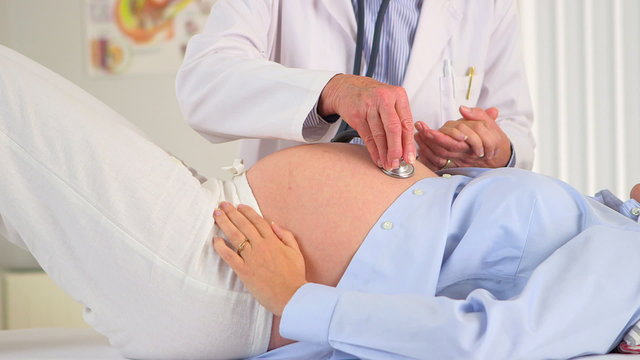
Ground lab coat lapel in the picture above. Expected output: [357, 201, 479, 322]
[403, 0, 463, 100]
[319, 0, 356, 41]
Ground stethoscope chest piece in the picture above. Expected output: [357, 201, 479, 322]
[380, 160, 415, 179]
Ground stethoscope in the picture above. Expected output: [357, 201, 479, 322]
[331, 0, 415, 179]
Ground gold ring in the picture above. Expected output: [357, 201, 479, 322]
[236, 239, 251, 258]
[440, 159, 455, 170]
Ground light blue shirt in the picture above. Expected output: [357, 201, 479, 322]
[253, 169, 640, 359]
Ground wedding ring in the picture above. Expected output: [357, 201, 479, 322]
[440, 159, 456, 170]
[236, 239, 251, 258]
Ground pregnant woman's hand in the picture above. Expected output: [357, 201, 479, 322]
[212, 202, 307, 316]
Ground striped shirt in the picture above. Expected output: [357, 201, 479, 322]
[302, 0, 423, 140]
[355, 0, 423, 86]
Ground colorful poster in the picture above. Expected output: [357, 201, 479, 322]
[85, 0, 214, 76]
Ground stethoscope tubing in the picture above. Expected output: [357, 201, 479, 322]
[335, 0, 392, 138]
[332, 0, 415, 179]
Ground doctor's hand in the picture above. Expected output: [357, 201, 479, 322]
[212, 202, 307, 317]
[415, 106, 511, 171]
[318, 74, 416, 170]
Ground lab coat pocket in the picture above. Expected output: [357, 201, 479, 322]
[439, 76, 457, 123]
[453, 72, 484, 110]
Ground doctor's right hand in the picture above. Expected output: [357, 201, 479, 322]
[318, 74, 416, 170]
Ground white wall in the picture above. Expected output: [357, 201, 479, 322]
[0, 0, 239, 179]
[519, 0, 639, 198]
[0, 0, 239, 268]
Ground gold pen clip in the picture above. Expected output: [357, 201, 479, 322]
[466, 66, 475, 100]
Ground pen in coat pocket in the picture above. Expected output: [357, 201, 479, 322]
[466, 66, 475, 100]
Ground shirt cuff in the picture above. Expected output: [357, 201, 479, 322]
[622, 199, 640, 221]
[302, 102, 337, 142]
[505, 143, 516, 168]
[593, 190, 640, 222]
[280, 283, 345, 345]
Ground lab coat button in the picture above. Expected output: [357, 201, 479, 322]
[412, 189, 424, 196]
[442, 174, 452, 178]
[381, 221, 394, 230]
[632, 207, 640, 216]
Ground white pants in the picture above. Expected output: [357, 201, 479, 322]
[0, 46, 271, 359]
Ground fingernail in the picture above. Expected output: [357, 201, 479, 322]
[407, 152, 416, 164]
[426, 132, 434, 140]
[462, 135, 468, 141]
[220, 202, 230, 208]
[392, 159, 400, 169]
[214, 209, 223, 216]
[377, 160, 384, 168]
[461, 105, 471, 112]
[479, 153, 485, 158]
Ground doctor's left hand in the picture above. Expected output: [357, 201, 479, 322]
[212, 202, 307, 316]
[415, 106, 512, 170]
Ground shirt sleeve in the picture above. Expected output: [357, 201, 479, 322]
[302, 102, 336, 142]
[281, 227, 640, 360]
[593, 190, 640, 222]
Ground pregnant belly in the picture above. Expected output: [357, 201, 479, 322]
[247, 143, 436, 286]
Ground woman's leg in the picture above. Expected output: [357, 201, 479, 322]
[0, 46, 270, 359]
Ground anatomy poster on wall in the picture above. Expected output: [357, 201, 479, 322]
[85, 0, 214, 76]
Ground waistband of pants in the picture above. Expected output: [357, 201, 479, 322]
[232, 173, 262, 217]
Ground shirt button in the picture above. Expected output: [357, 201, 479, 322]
[632, 207, 640, 216]
[442, 173, 452, 178]
[412, 189, 424, 196]
[381, 221, 394, 230]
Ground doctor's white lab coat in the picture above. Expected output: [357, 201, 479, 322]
[176, 0, 535, 169]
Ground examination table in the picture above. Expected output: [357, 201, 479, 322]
[0, 328, 639, 359]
